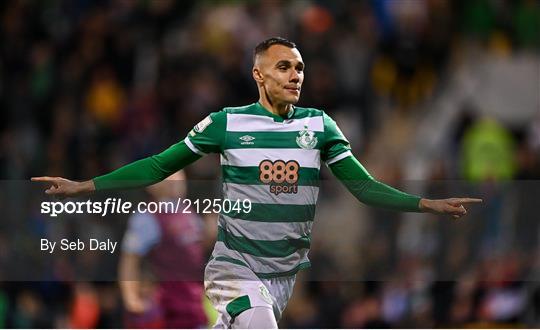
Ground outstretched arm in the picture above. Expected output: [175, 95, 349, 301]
[32, 140, 200, 198]
[33, 111, 226, 198]
[329, 156, 482, 218]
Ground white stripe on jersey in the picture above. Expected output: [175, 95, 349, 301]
[223, 183, 319, 205]
[219, 215, 313, 241]
[226, 114, 324, 132]
[222, 148, 320, 168]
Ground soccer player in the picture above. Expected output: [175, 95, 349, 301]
[33, 37, 482, 328]
[119, 171, 208, 328]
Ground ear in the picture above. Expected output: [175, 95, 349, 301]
[252, 67, 264, 84]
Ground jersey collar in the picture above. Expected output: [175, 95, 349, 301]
[255, 102, 295, 122]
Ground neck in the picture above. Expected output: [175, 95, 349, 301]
[258, 93, 292, 117]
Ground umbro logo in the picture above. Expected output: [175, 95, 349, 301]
[239, 135, 255, 145]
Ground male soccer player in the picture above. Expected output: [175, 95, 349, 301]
[33, 37, 481, 328]
[119, 171, 208, 328]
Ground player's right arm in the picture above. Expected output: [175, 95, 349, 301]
[31, 140, 199, 197]
[32, 111, 226, 198]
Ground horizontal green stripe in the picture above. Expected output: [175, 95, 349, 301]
[214, 256, 311, 279]
[222, 165, 319, 186]
[217, 227, 311, 258]
[214, 256, 249, 268]
[223, 203, 316, 222]
[224, 131, 324, 149]
[226, 104, 323, 120]
[256, 261, 311, 279]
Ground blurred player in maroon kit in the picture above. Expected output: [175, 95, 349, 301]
[118, 171, 213, 328]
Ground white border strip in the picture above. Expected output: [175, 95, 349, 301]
[184, 137, 207, 156]
[325, 150, 352, 165]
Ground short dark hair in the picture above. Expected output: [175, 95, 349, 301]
[254, 37, 296, 59]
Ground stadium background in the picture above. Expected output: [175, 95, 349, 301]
[1, 0, 539, 328]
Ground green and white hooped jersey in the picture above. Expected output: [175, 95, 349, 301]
[184, 102, 352, 279]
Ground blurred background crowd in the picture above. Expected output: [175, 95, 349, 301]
[0, 0, 539, 328]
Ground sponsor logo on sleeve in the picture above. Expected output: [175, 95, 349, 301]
[193, 116, 213, 133]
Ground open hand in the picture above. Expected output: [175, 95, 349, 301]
[419, 198, 483, 219]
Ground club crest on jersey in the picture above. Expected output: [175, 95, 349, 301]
[296, 125, 317, 149]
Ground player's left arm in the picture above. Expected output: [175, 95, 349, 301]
[322, 112, 481, 218]
[329, 156, 481, 218]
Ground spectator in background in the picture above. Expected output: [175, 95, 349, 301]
[118, 171, 211, 328]
[461, 117, 516, 182]
[460, 117, 516, 252]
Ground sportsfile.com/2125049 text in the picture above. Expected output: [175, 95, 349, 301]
[39, 198, 252, 217]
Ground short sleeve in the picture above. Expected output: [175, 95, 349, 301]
[184, 111, 227, 155]
[321, 112, 352, 165]
[122, 213, 161, 255]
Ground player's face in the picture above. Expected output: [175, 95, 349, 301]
[254, 45, 305, 105]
